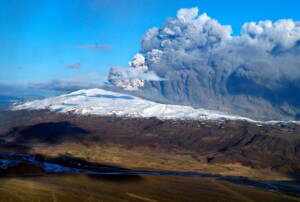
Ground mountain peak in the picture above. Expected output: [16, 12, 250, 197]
[12, 88, 253, 122]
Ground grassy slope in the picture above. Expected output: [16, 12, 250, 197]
[0, 110, 300, 181]
[0, 174, 299, 202]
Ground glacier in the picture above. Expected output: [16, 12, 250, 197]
[12, 88, 254, 121]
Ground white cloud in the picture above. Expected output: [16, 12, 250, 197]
[29, 72, 102, 92]
[66, 62, 81, 70]
[108, 54, 163, 91]
[29, 79, 104, 91]
[70, 44, 112, 51]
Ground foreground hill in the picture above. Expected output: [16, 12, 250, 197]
[0, 110, 299, 181]
[1, 174, 299, 202]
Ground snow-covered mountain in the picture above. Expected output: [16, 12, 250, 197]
[12, 88, 253, 121]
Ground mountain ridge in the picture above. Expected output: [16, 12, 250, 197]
[12, 88, 257, 122]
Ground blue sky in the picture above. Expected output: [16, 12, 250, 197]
[1, 0, 300, 88]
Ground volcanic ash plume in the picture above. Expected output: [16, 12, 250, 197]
[108, 7, 300, 120]
[108, 54, 162, 91]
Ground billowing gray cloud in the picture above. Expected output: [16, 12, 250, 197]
[108, 7, 300, 120]
[108, 67, 162, 81]
[140, 7, 300, 88]
[108, 54, 163, 91]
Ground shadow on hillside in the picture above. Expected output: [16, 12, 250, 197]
[0, 141, 31, 152]
[87, 174, 143, 182]
[0, 119, 146, 182]
[2, 121, 90, 145]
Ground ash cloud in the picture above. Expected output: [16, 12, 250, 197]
[108, 54, 163, 91]
[140, 7, 300, 88]
[108, 7, 300, 120]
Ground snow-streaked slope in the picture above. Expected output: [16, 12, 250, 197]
[12, 88, 253, 121]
